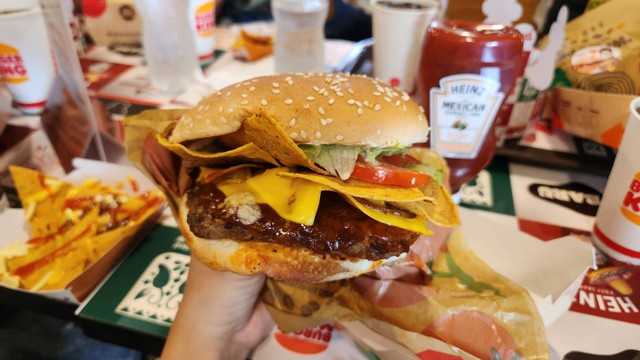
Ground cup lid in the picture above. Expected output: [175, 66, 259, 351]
[0, 0, 40, 13]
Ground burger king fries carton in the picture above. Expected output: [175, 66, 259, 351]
[0, 158, 165, 303]
[123, 107, 593, 360]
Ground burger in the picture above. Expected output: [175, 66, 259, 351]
[152, 73, 459, 282]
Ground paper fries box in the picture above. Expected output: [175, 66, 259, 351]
[551, 86, 636, 149]
[0, 158, 164, 303]
[0, 120, 65, 206]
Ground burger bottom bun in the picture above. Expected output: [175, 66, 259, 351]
[178, 197, 405, 282]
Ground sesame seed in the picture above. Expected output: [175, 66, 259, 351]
[289, 118, 296, 126]
[376, 128, 381, 135]
[419, 106, 425, 113]
[313, 86, 319, 92]
[287, 80, 294, 85]
[319, 87, 326, 94]
[241, 94, 248, 98]
[395, 100, 401, 106]
[197, 105, 204, 111]
[402, 93, 410, 101]
[249, 87, 255, 91]
[364, 100, 370, 107]
[242, 82, 250, 85]
[374, 104, 381, 111]
[384, 96, 391, 102]
[241, 100, 249, 105]
[301, 130, 307, 138]
[234, 84, 241, 88]
[402, 104, 407, 112]
[216, 92, 222, 96]
[261, 99, 268, 106]
[411, 177, 416, 185]
[272, 82, 280, 88]
[373, 92, 381, 96]
[336, 91, 344, 97]
[318, 106, 325, 115]
[336, 135, 344, 141]
[355, 101, 362, 107]
[357, 107, 363, 115]
[320, 118, 327, 126]
[303, 104, 310, 109]
[225, 92, 231, 96]
[221, 117, 227, 123]
[315, 131, 321, 138]
[325, 118, 333, 124]
[290, 132, 298, 138]
[307, 96, 315, 101]
[284, 99, 293, 105]
[347, 88, 355, 94]
[329, 98, 335, 105]
[227, 108, 233, 113]
[347, 99, 355, 105]
[272, 89, 281, 94]
[285, 76, 292, 81]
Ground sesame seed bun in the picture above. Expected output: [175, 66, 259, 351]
[168, 73, 429, 147]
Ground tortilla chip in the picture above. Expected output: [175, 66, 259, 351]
[9, 166, 71, 237]
[279, 172, 430, 202]
[158, 133, 280, 167]
[344, 194, 433, 235]
[240, 111, 330, 174]
[391, 184, 459, 227]
[6, 207, 100, 273]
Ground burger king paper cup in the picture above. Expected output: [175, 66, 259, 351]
[372, 0, 437, 93]
[592, 97, 640, 270]
[189, 0, 216, 65]
[0, 6, 56, 115]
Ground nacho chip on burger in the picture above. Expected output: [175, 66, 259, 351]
[145, 73, 459, 282]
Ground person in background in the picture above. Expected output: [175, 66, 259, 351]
[160, 257, 274, 359]
[216, 0, 372, 42]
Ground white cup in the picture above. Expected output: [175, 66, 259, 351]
[189, 0, 216, 65]
[0, 6, 56, 115]
[372, 0, 438, 93]
[592, 97, 640, 268]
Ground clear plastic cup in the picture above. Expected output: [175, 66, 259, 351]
[136, 0, 203, 94]
[272, 0, 328, 73]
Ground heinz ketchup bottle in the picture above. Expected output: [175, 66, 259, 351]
[415, 21, 523, 194]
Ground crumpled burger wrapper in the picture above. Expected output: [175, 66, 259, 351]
[124, 110, 549, 360]
[230, 30, 274, 62]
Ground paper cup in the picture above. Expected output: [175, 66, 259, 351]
[0, 7, 56, 115]
[372, 0, 437, 93]
[592, 97, 640, 269]
[189, 0, 216, 65]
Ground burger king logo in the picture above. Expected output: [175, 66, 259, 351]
[274, 324, 333, 354]
[620, 172, 640, 225]
[0, 43, 28, 84]
[194, 1, 215, 37]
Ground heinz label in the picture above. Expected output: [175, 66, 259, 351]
[0, 43, 28, 84]
[430, 74, 504, 159]
[194, 1, 215, 37]
[570, 266, 640, 325]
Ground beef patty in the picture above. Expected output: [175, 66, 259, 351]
[185, 183, 419, 260]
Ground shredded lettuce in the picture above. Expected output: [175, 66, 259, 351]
[300, 144, 441, 184]
[300, 144, 360, 180]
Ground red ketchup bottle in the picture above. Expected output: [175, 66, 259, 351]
[415, 21, 524, 194]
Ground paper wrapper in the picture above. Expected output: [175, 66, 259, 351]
[124, 110, 549, 359]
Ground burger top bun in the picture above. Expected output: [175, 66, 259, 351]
[177, 198, 404, 282]
[168, 73, 429, 147]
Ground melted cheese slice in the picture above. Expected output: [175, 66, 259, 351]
[216, 168, 432, 234]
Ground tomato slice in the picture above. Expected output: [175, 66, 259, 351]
[350, 159, 431, 187]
